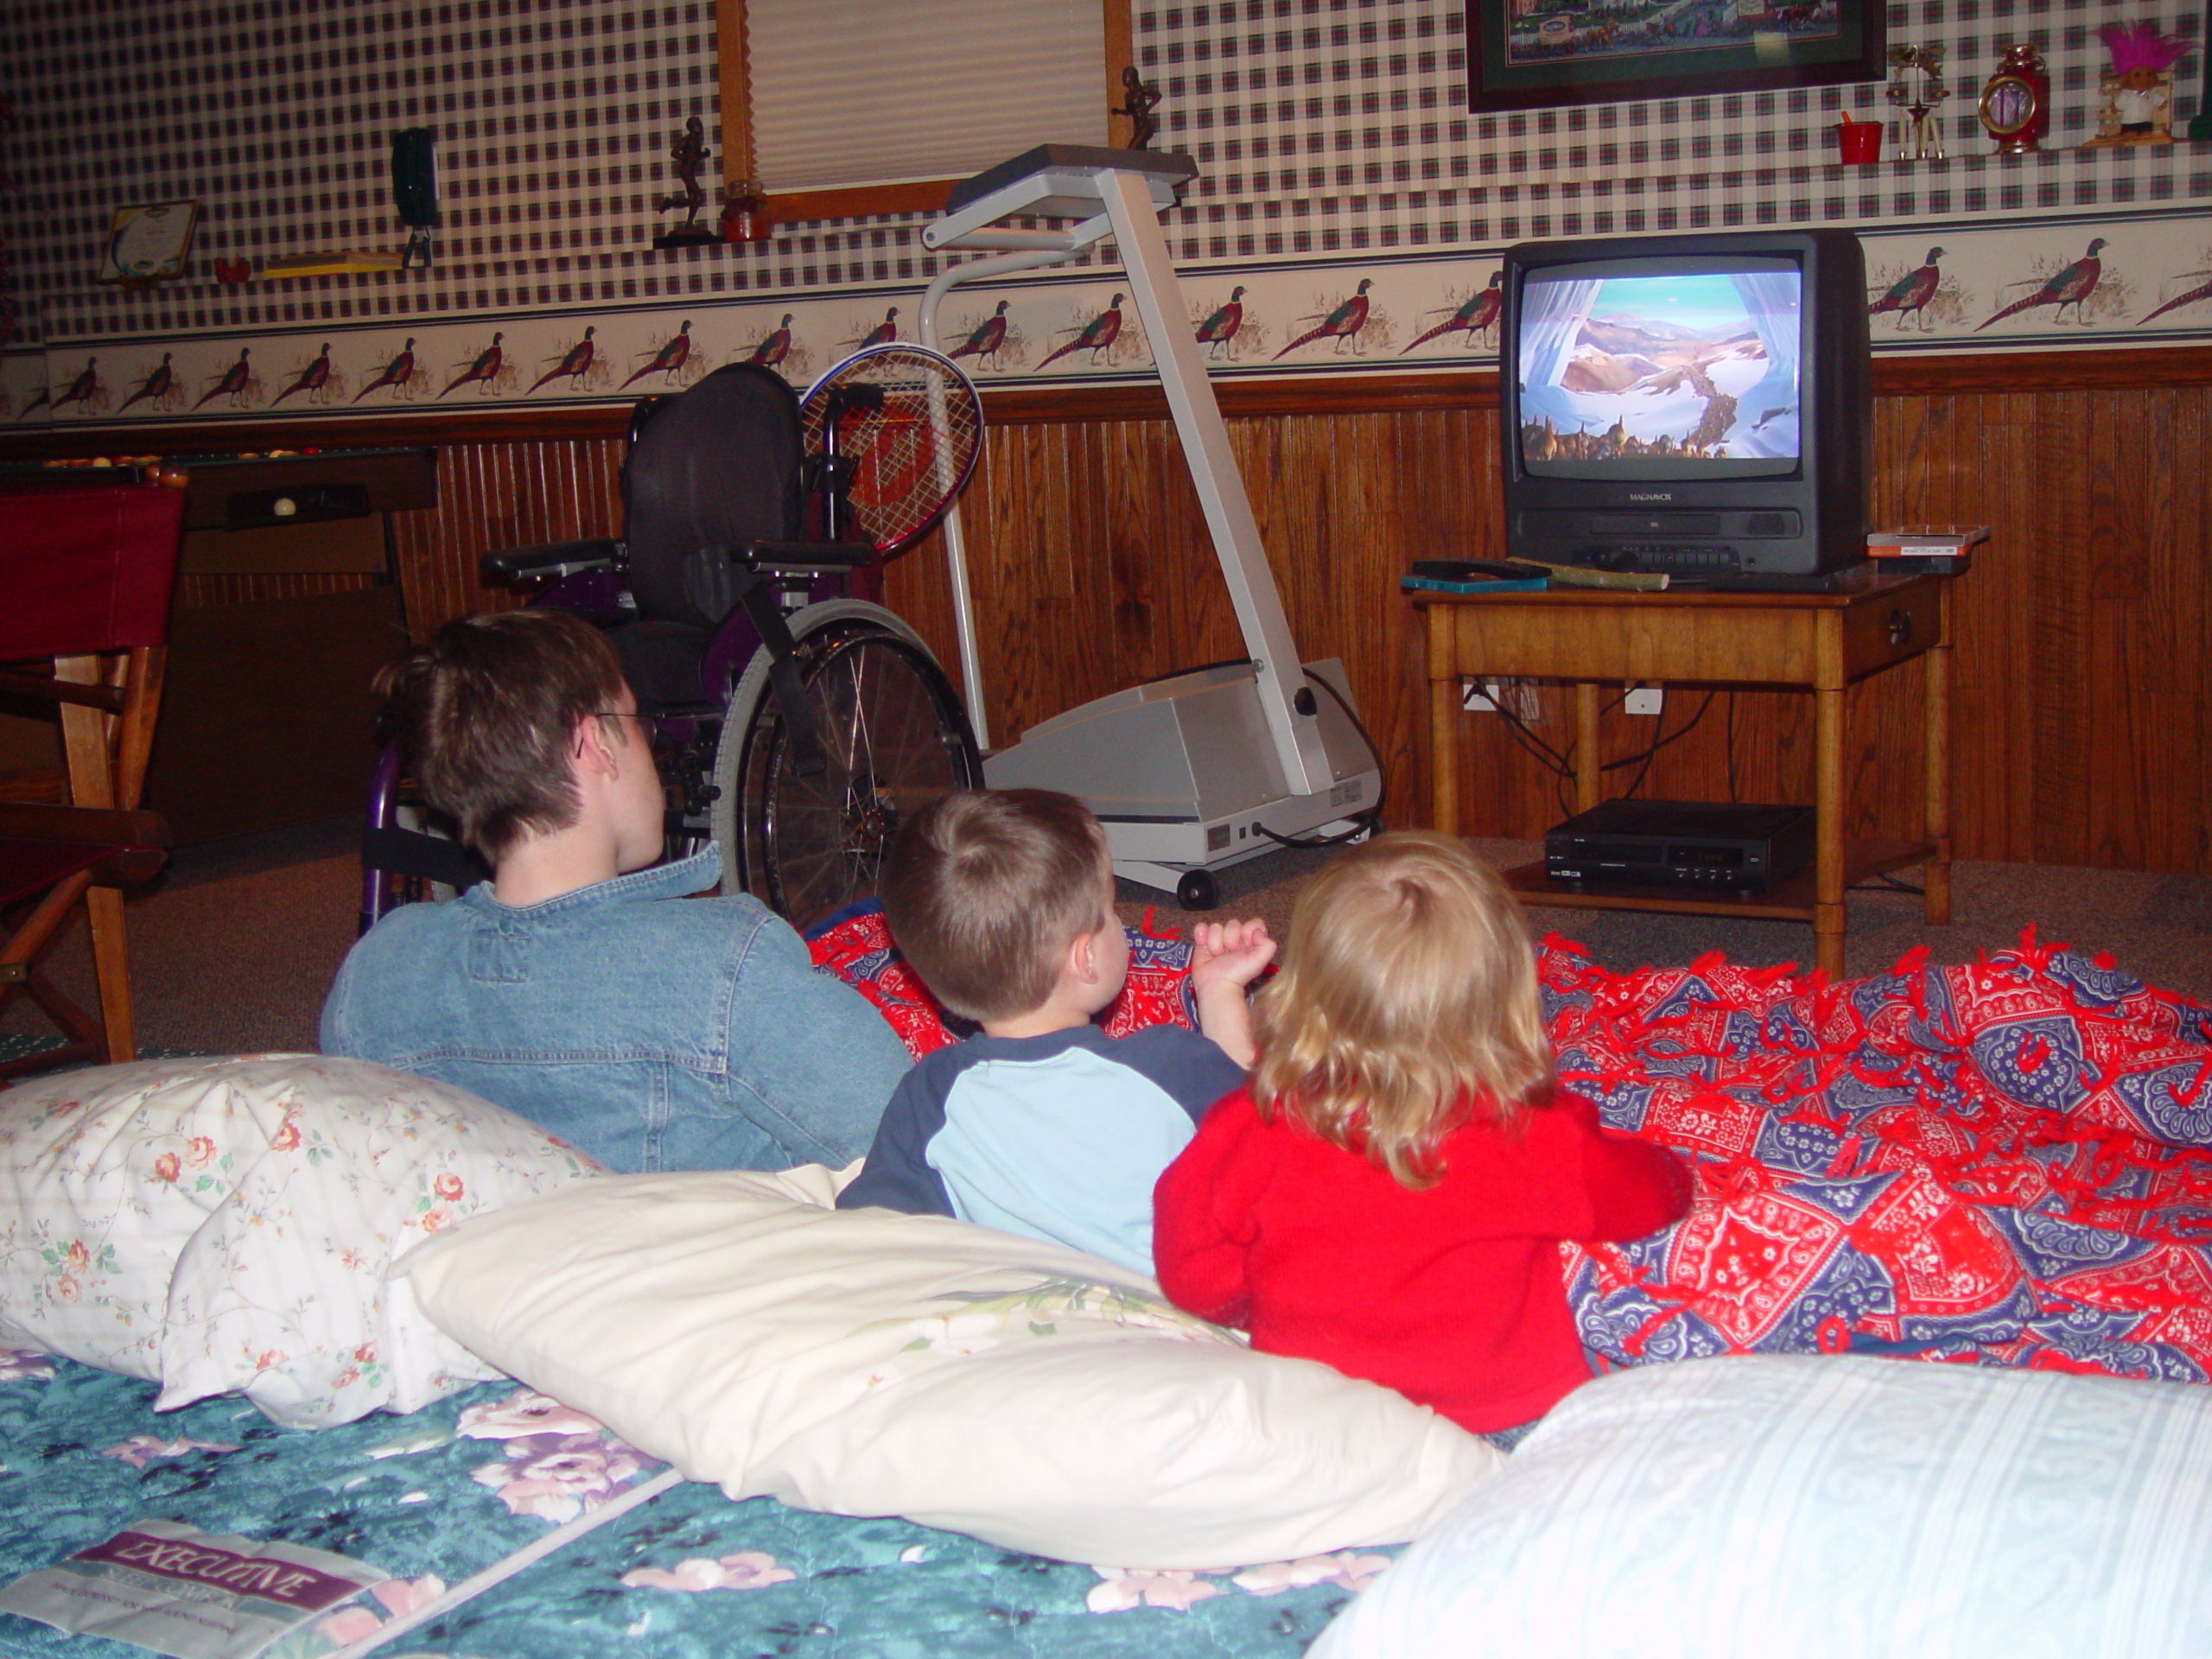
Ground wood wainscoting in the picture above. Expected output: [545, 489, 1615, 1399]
[7, 345, 2208, 874]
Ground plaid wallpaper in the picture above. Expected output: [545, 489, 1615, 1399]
[0, 0, 2206, 420]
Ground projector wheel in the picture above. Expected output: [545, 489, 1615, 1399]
[1174, 868, 1221, 912]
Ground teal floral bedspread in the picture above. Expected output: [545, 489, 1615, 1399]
[0, 1351, 1375, 1657]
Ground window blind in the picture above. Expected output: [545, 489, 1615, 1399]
[746, 0, 1110, 193]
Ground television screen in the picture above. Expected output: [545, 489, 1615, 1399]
[1516, 256, 1802, 480]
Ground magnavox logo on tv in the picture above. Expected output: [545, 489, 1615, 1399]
[72, 1532, 364, 1611]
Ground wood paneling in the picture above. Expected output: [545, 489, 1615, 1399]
[7, 347, 2206, 874]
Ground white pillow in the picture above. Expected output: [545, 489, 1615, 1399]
[0, 1055, 601, 1427]
[398, 1169, 1503, 1567]
[1311, 1354, 2212, 1659]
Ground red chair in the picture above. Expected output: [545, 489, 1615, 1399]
[0, 475, 185, 1080]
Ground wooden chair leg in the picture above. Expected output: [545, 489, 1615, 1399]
[39, 647, 165, 1066]
[84, 884, 136, 1064]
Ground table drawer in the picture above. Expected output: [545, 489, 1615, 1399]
[1837, 579, 1944, 680]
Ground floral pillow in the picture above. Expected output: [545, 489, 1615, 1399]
[0, 1055, 601, 1427]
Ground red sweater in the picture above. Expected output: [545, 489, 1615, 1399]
[1153, 1084, 1693, 1433]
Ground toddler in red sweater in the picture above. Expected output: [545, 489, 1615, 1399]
[1152, 830, 1692, 1445]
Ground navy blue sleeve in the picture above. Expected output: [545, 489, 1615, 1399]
[1106, 1025, 1248, 1127]
[836, 1050, 959, 1216]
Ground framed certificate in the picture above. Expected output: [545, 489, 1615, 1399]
[98, 200, 200, 284]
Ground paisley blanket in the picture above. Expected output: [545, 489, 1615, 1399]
[810, 911, 2212, 1387]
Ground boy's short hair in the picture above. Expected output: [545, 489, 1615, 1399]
[378, 608, 629, 862]
[880, 789, 1111, 1023]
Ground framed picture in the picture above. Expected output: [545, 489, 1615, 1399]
[97, 200, 200, 284]
[1465, 1, 1887, 114]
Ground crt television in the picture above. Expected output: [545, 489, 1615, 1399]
[1498, 229, 1871, 580]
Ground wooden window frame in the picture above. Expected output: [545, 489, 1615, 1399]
[717, 0, 1135, 225]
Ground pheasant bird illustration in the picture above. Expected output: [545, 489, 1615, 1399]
[16, 385, 51, 421]
[54, 359, 101, 412]
[2138, 268, 2212, 327]
[528, 327, 597, 392]
[440, 333, 505, 397]
[118, 353, 174, 412]
[1869, 249, 1946, 331]
[856, 307, 899, 348]
[1034, 294, 1124, 371]
[747, 315, 794, 367]
[1195, 286, 1247, 359]
[950, 301, 1010, 366]
[1275, 279, 1373, 359]
[194, 348, 252, 410]
[353, 338, 417, 403]
[1978, 238, 2107, 330]
[272, 343, 334, 404]
[624, 321, 695, 388]
[1402, 274, 1501, 353]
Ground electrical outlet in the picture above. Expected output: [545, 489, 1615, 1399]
[1624, 684, 1665, 717]
[1463, 678, 1500, 713]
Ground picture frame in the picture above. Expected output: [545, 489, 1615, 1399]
[96, 200, 200, 285]
[1465, 1, 1888, 115]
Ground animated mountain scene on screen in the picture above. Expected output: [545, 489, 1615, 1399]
[1517, 271, 1802, 461]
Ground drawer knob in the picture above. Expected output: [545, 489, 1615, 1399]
[1887, 608, 1914, 647]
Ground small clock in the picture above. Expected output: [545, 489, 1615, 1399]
[1979, 45, 2049, 153]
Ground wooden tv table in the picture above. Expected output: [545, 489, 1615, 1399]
[1414, 568, 1951, 979]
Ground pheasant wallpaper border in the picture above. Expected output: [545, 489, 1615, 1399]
[7, 206, 2210, 427]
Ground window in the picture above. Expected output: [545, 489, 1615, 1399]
[719, 0, 1135, 223]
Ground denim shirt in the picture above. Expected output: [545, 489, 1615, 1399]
[320, 848, 911, 1173]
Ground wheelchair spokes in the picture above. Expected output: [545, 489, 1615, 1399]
[715, 603, 978, 933]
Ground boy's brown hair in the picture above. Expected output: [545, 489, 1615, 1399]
[1253, 830, 1555, 1189]
[880, 789, 1111, 1023]
[378, 608, 630, 862]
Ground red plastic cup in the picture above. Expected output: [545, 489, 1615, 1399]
[1836, 118, 1882, 164]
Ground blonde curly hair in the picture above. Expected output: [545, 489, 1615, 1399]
[1252, 831, 1554, 1188]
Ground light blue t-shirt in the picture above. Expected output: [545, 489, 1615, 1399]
[836, 1023, 1247, 1275]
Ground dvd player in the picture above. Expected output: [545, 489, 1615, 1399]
[1545, 800, 1815, 894]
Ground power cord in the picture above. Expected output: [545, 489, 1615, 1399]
[1490, 683, 1719, 811]
[1605, 689, 1718, 800]
[1852, 870, 1926, 896]
[1250, 670, 1387, 850]
[1725, 691, 1739, 803]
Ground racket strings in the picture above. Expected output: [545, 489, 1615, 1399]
[803, 346, 982, 554]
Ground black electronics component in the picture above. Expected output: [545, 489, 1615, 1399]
[1498, 229, 1872, 581]
[1544, 799, 1815, 894]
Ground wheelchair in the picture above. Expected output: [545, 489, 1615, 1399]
[361, 343, 985, 935]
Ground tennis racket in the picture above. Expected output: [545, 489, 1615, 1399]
[799, 342, 983, 559]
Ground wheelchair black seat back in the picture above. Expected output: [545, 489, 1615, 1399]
[362, 351, 984, 935]
[624, 361, 820, 638]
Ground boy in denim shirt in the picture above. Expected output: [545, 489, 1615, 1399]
[321, 608, 909, 1172]
[837, 788, 1274, 1276]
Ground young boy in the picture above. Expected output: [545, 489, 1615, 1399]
[321, 607, 912, 1173]
[836, 788, 1276, 1276]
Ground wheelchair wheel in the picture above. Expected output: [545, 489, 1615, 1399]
[710, 600, 981, 932]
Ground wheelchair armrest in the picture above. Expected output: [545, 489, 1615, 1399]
[736, 538, 876, 571]
[480, 537, 623, 580]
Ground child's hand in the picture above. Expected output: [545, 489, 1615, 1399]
[1189, 918, 1278, 994]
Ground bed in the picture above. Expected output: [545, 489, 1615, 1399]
[3, 920, 2209, 1656]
